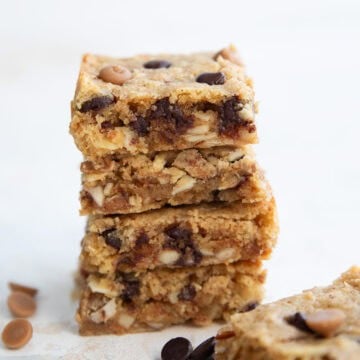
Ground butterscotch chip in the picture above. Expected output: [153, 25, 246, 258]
[7, 291, 37, 318]
[1, 319, 33, 349]
[8, 282, 38, 297]
[98, 65, 132, 85]
[305, 309, 346, 337]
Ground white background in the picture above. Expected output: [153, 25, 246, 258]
[0, 0, 360, 358]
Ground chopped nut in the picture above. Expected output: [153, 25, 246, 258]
[87, 186, 104, 207]
[238, 103, 254, 122]
[173, 150, 216, 180]
[184, 132, 217, 143]
[159, 250, 180, 265]
[147, 322, 165, 329]
[103, 183, 114, 196]
[118, 313, 135, 329]
[89, 299, 117, 324]
[163, 167, 186, 184]
[216, 248, 236, 261]
[172, 175, 196, 195]
[305, 309, 346, 337]
[168, 292, 179, 304]
[88, 276, 118, 297]
[228, 149, 245, 162]
[152, 153, 167, 171]
[199, 248, 214, 256]
[186, 124, 209, 135]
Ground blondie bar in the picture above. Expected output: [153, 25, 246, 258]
[70, 46, 256, 158]
[80, 146, 270, 215]
[215, 267, 360, 360]
[77, 260, 265, 335]
[80, 198, 277, 273]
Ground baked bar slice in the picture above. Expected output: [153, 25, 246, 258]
[80, 198, 277, 273]
[80, 146, 270, 215]
[215, 266, 360, 360]
[76, 260, 265, 335]
[70, 46, 257, 158]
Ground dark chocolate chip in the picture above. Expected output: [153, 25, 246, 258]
[178, 284, 196, 301]
[286, 312, 314, 334]
[117, 256, 135, 267]
[240, 302, 258, 313]
[187, 337, 215, 360]
[79, 96, 114, 112]
[218, 97, 248, 136]
[101, 228, 121, 250]
[165, 225, 192, 242]
[100, 119, 124, 130]
[164, 224, 202, 266]
[118, 273, 140, 303]
[100, 120, 114, 130]
[130, 116, 150, 136]
[161, 337, 193, 360]
[196, 72, 225, 85]
[135, 233, 150, 247]
[150, 98, 193, 134]
[144, 60, 172, 69]
[211, 190, 220, 201]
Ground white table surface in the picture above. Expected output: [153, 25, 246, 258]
[0, 0, 360, 358]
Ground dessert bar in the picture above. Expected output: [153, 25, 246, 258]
[70, 47, 257, 158]
[77, 260, 265, 335]
[215, 267, 360, 359]
[80, 146, 270, 215]
[80, 198, 277, 273]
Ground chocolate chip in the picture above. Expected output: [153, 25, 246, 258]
[187, 337, 215, 360]
[240, 302, 258, 313]
[144, 60, 172, 69]
[218, 97, 249, 136]
[150, 98, 193, 134]
[98, 65, 132, 85]
[1, 319, 33, 350]
[286, 312, 314, 334]
[164, 225, 202, 266]
[7, 292, 36, 318]
[118, 273, 140, 303]
[165, 225, 192, 242]
[161, 337, 193, 360]
[100, 119, 124, 130]
[196, 72, 225, 85]
[178, 284, 196, 301]
[8, 282, 38, 297]
[101, 228, 121, 250]
[135, 233, 149, 247]
[130, 116, 150, 136]
[79, 96, 114, 112]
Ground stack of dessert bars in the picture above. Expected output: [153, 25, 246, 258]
[70, 46, 278, 335]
